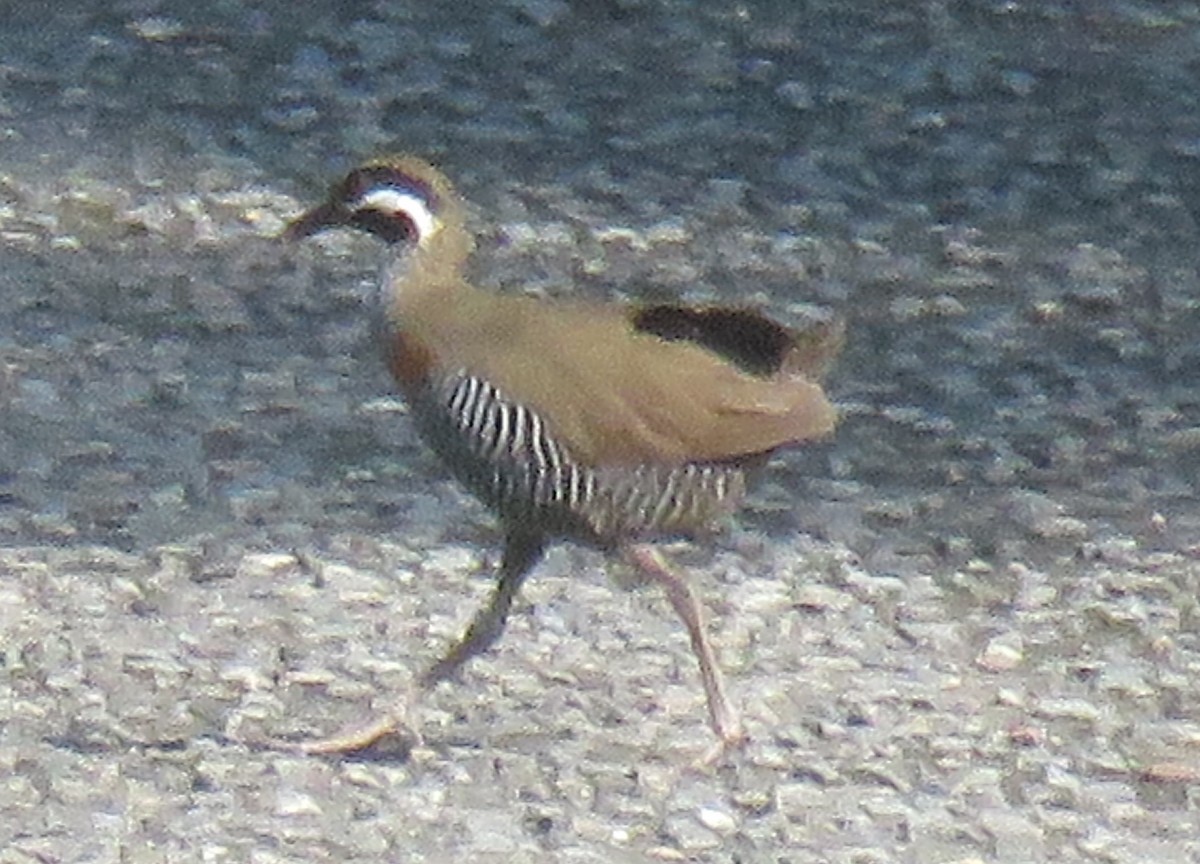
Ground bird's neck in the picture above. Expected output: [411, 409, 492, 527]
[380, 220, 477, 324]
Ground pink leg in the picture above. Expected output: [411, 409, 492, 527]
[627, 545, 746, 752]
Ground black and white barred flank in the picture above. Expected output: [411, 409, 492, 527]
[411, 372, 745, 544]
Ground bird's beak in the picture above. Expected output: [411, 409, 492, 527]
[282, 201, 349, 241]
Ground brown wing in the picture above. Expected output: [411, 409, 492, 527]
[432, 293, 838, 467]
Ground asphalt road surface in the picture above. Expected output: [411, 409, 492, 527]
[0, 2, 1197, 862]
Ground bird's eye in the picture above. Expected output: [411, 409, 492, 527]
[347, 206, 419, 244]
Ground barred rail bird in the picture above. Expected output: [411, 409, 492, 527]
[280, 155, 841, 757]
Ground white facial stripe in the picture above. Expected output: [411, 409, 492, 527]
[356, 188, 440, 242]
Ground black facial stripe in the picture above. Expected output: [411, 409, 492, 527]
[347, 208, 417, 244]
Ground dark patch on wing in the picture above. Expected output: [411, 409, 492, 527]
[630, 305, 795, 377]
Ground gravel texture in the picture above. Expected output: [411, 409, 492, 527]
[1, 2, 1198, 862]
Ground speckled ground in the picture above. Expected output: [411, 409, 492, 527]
[0, 2, 1198, 862]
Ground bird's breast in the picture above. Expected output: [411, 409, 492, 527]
[384, 331, 436, 394]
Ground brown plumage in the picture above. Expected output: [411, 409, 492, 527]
[278, 155, 841, 757]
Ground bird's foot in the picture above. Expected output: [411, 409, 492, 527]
[237, 703, 420, 759]
[693, 721, 749, 769]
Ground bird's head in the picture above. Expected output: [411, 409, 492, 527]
[284, 156, 458, 248]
